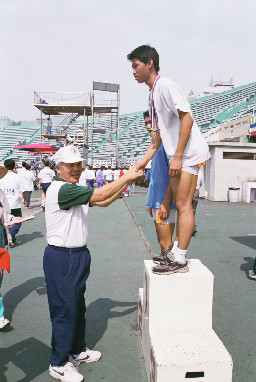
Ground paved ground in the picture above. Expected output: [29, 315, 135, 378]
[0, 189, 256, 381]
[125, 194, 256, 382]
[0, 190, 148, 382]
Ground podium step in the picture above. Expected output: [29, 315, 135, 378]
[143, 259, 214, 330]
[138, 259, 233, 381]
[148, 328, 233, 382]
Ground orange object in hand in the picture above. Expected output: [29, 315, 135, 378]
[156, 212, 163, 224]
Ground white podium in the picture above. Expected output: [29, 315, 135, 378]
[138, 260, 233, 382]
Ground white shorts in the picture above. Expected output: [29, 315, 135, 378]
[182, 165, 200, 176]
[152, 208, 176, 224]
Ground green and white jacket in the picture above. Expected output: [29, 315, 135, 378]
[45, 177, 94, 248]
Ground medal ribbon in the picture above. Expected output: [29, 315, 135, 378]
[149, 75, 160, 132]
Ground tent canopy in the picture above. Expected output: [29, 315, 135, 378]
[13, 143, 59, 152]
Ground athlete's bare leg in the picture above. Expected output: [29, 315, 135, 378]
[171, 172, 197, 250]
[154, 221, 175, 253]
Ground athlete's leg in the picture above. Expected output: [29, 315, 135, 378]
[154, 221, 174, 253]
[171, 172, 197, 250]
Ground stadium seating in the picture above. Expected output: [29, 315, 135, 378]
[1, 82, 256, 164]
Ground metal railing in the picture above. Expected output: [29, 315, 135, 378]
[34, 91, 91, 106]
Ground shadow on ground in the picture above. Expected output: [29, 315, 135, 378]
[231, 235, 256, 250]
[3, 277, 46, 321]
[86, 298, 137, 348]
[16, 231, 44, 245]
[0, 337, 51, 382]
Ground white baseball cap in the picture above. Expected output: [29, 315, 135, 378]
[53, 145, 85, 165]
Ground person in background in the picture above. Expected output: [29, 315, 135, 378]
[23, 164, 35, 209]
[145, 167, 151, 187]
[38, 160, 55, 208]
[0, 159, 22, 246]
[192, 167, 203, 236]
[87, 166, 95, 188]
[47, 118, 52, 135]
[131, 182, 135, 195]
[104, 166, 113, 183]
[17, 161, 27, 207]
[0, 166, 11, 329]
[113, 168, 120, 181]
[78, 165, 89, 187]
[96, 166, 104, 188]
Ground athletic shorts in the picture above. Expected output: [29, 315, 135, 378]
[41, 182, 51, 193]
[182, 165, 200, 176]
[152, 208, 176, 224]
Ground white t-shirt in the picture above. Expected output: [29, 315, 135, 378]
[38, 167, 55, 183]
[0, 171, 22, 209]
[17, 167, 27, 192]
[78, 171, 87, 186]
[23, 170, 35, 191]
[104, 169, 113, 181]
[45, 178, 93, 247]
[17, 167, 26, 177]
[113, 169, 120, 181]
[87, 170, 95, 180]
[153, 77, 210, 166]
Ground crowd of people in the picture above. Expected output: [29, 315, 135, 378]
[78, 165, 135, 196]
[1, 44, 255, 382]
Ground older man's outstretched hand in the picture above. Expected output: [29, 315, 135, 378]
[126, 165, 145, 182]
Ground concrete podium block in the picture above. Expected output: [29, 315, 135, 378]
[143, 260, 214, 331]
[138, 288, 143, 342]
[149, 329, 233, 382]
[138, 289, 151, 378]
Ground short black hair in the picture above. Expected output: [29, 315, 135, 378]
[4, 159, 15, 170]
[22, 161, 27, 167]
[143, 110, 150, 119]
[127, 44, 160, 73]
[25, 163, 31, 170]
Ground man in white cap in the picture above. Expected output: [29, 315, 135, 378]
[43, 145, 144, 382]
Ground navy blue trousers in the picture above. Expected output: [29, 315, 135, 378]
[88, 179, 94, 188]
[43, 244, 91, 366]
[26, 191, 32, 207]
[9, 208, 22, 243]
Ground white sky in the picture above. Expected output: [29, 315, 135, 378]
[1, 0, 255, 121]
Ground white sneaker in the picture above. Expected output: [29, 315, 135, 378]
[69, 348, 102, 366]
[49, 362, 83, 382]
[0, 317, 10, 329]
[7, 234, 14, 246]
[249, 270, 256, 279]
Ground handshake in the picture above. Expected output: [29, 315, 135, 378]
[125, 165, 145, 183]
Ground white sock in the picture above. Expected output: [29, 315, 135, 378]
[172, 246, 187, 264]
[172, 241, 178, 252]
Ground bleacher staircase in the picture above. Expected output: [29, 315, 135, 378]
[138, 260, 233, 382]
